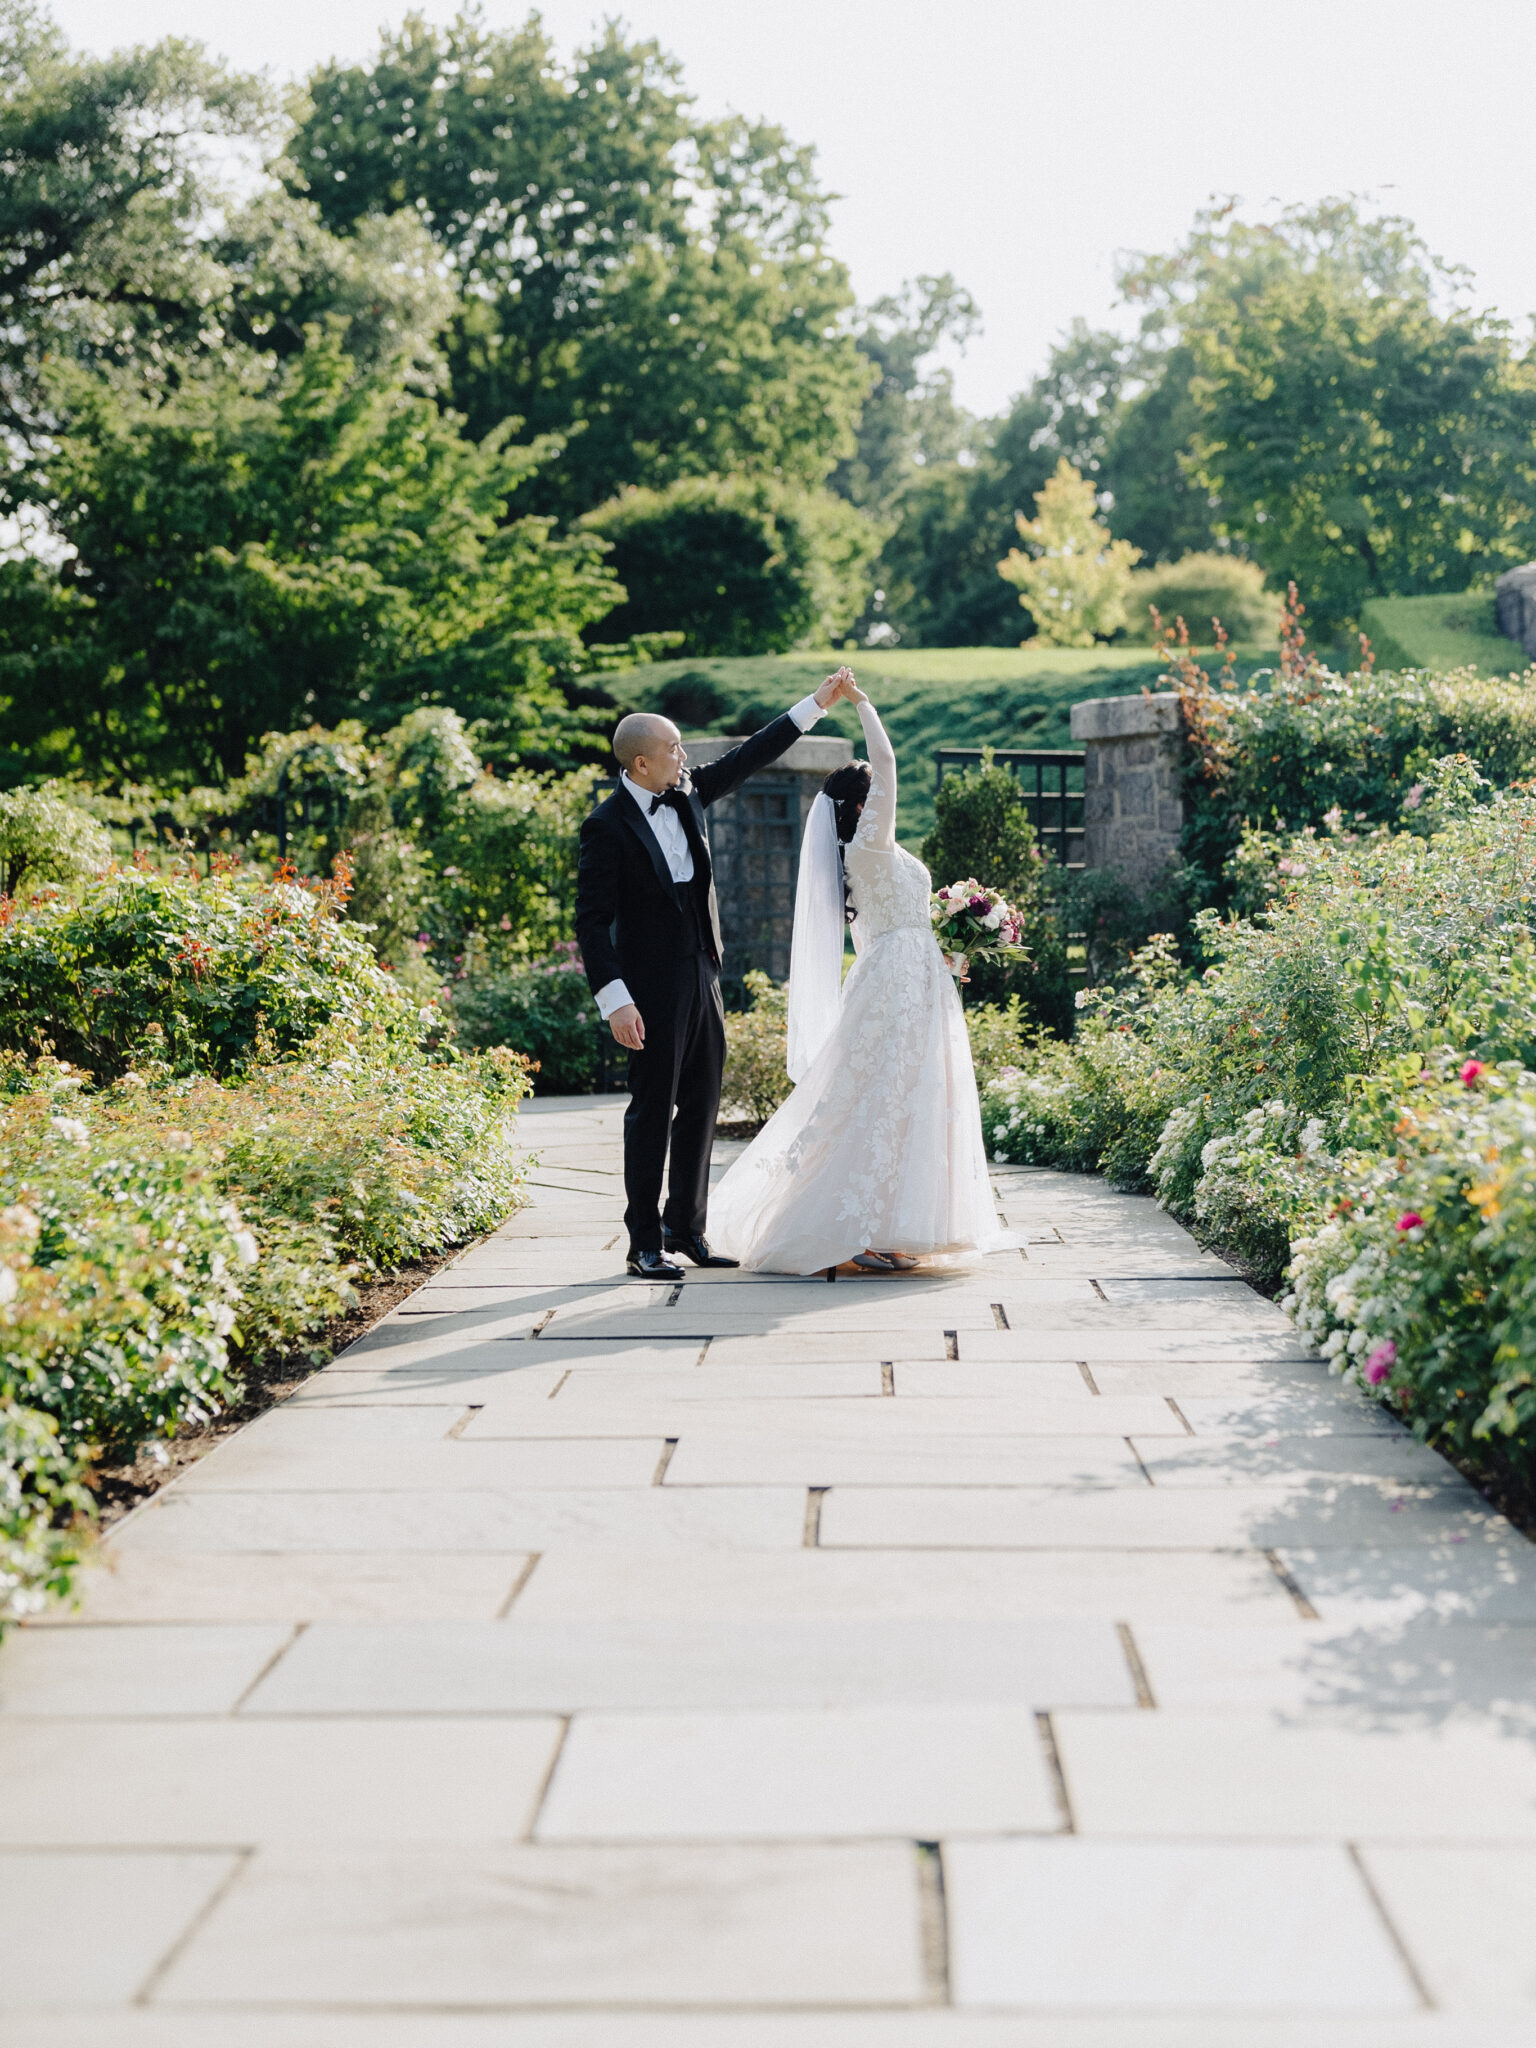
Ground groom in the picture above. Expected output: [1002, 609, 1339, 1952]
[576, 669, 854, 1277]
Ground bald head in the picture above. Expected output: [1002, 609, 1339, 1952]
[613, 712, 684, 788]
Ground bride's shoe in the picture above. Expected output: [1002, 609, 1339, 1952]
[852, 1249, 918, 1272]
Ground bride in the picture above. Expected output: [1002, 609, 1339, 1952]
[709, 674, 1004, 1275]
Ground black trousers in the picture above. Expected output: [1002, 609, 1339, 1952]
[622, 953, 726, 1252]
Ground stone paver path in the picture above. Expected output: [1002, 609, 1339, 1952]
[6, 1093, 1536, 2045]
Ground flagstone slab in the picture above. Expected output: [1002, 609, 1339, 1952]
[1088, 1360, 1338, 1398]
[537, 1704, 1060, 1840]
[110, 1486, 806, 1555]
[155, 1842, 925, 2009]
[172, 1432, 663, 1493]
[0, 1623, 292, 1716]
[1357, 1844, 1536, 2013]
[0, 1849, 237, 2007]
[944, 1838, 1415, 2010]
[331, 1311, 549, 1361]
[1172, 1391, 1402, 1436]
[465, 1394, 1185, 1441]
[0, 1717, 563, 1845]
[1278, 1541, 1536, 1624]
[35, 1552, 534, 1624]
[1131, 1619, 1536, 1716]
[1133, 1434, 1453, 1487]
[662, 1429, 1149, 1487]
[959, 1328, 1318, 1363]
[708, 1333, 954, 1363]
[515, 1545, 1299, 1623]
[21, 2016, 1536, 2048]
[889, 1361, 1099, 1398]
[818, 1480, 1495, 1553]
[1053, 1708, 1536, 1838]
[548, 1363, 887, 1400]
[242, 1616, 1134, 1716]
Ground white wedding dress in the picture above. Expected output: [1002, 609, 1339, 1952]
[709, 700, 1004, 1274]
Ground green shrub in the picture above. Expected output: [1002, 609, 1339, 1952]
[965, 998, 1031, 1091]
[450, 946, 611, 1094]
[1177, 659, 1536, 895]
[0, 1028, 533, 1623]
[582, 475, 879, 657]
[0, 858, 425, 1081]
[1288, 1058, 1536, 1492]
[1125, 551, 1281, 645]
[722, 970, 792, 1125]
[0, 786, 112, 897]
[921, 754, 1069, 1030]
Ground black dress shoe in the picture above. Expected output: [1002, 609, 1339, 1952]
[627, 1247, 683, 1279]
[661, 1230, 740, 1269]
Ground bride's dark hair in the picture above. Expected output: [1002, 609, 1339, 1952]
[821, 760, 871, 845]
[820, 759, 871, 926]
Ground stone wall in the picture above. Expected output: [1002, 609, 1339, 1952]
[1069, 692, 1184, 887]
[1495, 563, 1536, 659]
[684, 732, 853, 981]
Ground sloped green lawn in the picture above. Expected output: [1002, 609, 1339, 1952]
[609, 644, 1275, 842]
[1359, 593, 1527, 678]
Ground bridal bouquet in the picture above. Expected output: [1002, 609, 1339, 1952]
[931, 879, 1026, 979]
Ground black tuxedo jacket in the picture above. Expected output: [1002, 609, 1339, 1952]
[575, 713, 803, 999]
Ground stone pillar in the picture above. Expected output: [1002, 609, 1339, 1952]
[1070, 692, 1185, 886]
[683, 732, 854, 982]
[1495, 563, 1536, 658]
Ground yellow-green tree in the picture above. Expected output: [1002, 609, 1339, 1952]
[997, 459, 1141, 647]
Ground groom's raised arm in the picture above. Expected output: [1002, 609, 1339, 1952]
[689, 675, 843, 809]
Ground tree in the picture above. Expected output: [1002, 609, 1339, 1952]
[998, 460, 1141, 646]
[1121, 200, 1536, 629]
[2, 325, 623, 784]
[580, 475, 878, 656]
[0, 1, 269, 448]
[286, 12, 873, 518]
[831, 275, 980, 517]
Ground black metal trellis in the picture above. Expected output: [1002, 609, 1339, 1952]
[933, 748, 1086, 869]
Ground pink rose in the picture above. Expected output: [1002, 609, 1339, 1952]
[1461, 1059, 1484, 1087]
[1396, 1212, 1423, 1233]
[1365, 1340, 1396, 1385]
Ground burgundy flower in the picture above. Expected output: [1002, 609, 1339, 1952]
[1396, 1212, 1423, 1233]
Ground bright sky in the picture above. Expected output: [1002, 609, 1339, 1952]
[48, 0, 1536, 419]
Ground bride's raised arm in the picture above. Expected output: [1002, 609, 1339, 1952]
[853, 697, 898, 852]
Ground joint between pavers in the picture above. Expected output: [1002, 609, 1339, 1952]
[447, 1406, 485, 1438]
[496, 1552, 543, 1618]
[230, 1622, 306, 1715]
[1346, 1841, 1437, 2009]
[1115, 1621, 1157, 1709]
[651, 1438, 680, 1485]
[1077, 1361, 1100, 1395]
[1035, 1710, 1076, 1833]
[915, 1841, 952, 2005]
[132, 1843, 253, 2006]
[943, 1330, 958, 1360]
[1264, 1547, 1321, 1620]
[526, 1716, 574, 1843]
[881, 1362, 895, 1396]
[990, 1303, 1010, 1330]
[803, 1486, 828, 1546]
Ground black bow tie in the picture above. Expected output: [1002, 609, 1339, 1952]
[649, 788, 683, 815]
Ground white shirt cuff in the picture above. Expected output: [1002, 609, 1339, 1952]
[595, 978, 633, 1020]
[788, 693, 825, 732]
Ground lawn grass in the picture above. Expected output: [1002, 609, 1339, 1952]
[610, 643, 1275, 844]
[1359, 593, 1527, 677]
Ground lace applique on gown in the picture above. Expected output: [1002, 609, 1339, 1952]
[708, 700, 1005, 1275]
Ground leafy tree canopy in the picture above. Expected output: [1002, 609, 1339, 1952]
[285, 11, 874, 517]
[1127, 200, 1536, 629]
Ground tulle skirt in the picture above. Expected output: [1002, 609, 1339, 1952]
[708, 924, 1005, 1274]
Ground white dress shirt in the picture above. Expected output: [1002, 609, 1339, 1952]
[594, 693, 827, 1019]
